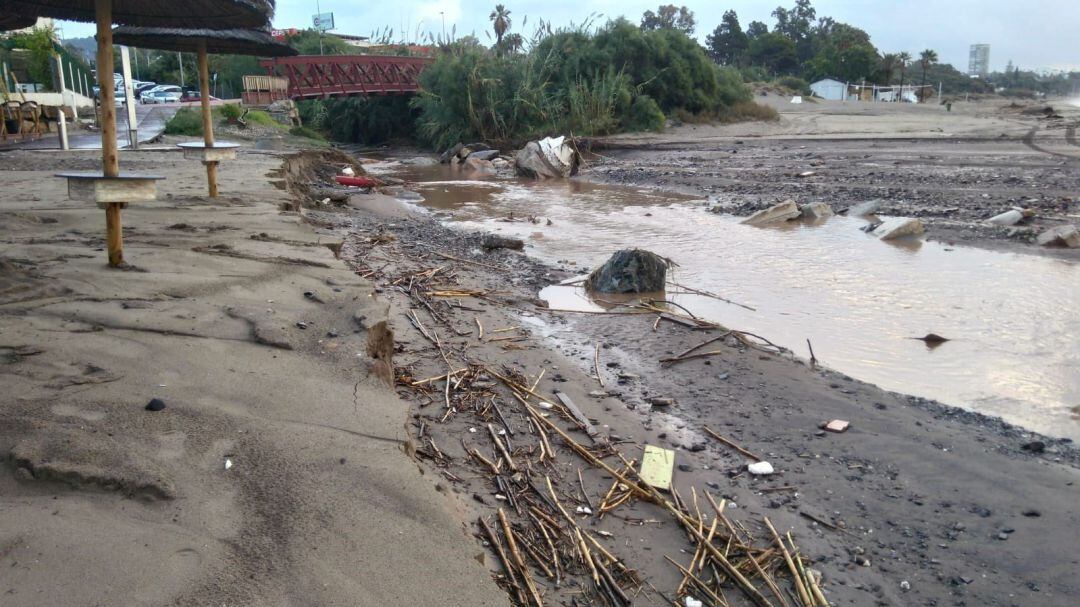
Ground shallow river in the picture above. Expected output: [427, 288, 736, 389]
[369, 160, 1080, 440]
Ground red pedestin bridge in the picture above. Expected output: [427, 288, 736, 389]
[257, 55, 433, 101]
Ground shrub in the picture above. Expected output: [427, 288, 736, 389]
[243, 110, 287, 129]
[775, 75, 810, 94]
[739, 65, 769, 83]
[715, 100, 779, 123]
[289, 125, 325, 140]
[218, 103, 243, 122]
[164, 108, 203, 136]
[622, 95, 665, 132]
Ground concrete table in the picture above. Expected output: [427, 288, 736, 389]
[57, 171, 165, 266]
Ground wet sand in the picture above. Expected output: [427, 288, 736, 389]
[0, 146, 506, 606]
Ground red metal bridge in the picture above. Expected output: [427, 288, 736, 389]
[258, 55, 434, 101]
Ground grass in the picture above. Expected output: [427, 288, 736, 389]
[715, 101, 780, 123]
[164, 107, 289, 137]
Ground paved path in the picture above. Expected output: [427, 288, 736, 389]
[0, 102, 180, 151]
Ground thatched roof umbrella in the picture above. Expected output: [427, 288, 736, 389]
[0, 12, 38, 31]
[113, 25, 296, 197]
[0, 0, 268, 266]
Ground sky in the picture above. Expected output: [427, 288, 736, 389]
[55, 1, 1077, 72]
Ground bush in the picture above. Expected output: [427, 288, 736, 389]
[715, 100, 779, 123]
[289, 125, 325, 140]
[243, 110, 287, 129]
[774, 76, 810, 94]
[218, 103, 243, 121]
[622, 95, 665, 132]
[739, 65, 770, 83]
[164, 108, 203, 136]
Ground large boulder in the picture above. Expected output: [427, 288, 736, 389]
[800, 201, 834, 219]
[873, 217, 925, 240]
[585, 249, 671, 294]
[742, 200, 800, 225]
[1035, 225, 1080, 248]
[515, 136, 578, 179]
[463, 157, 495, 173]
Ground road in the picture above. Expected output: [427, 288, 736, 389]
[0, 101, 181, 151]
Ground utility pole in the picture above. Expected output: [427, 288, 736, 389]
[316, 0, 324, 55]
[178, 52, 185, 87]
[53, 54, 69, 150]
[440, 11, 445, 41]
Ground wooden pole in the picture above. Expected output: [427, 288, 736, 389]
[96, 0, 123, 266]
[197, 41, 218, 198]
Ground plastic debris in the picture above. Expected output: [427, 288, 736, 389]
[748, 461, 775, 476]
[639, 445, 676, 491]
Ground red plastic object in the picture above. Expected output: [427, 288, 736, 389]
[335, 175, 378, 187]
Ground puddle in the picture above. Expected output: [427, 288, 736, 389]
[373, 160, 1080, 440]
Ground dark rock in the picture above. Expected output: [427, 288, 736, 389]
[585, 249, 671, 294]
[677, 464, 693, 472]
[481, 234, 524, 251]
[438, 143, 464, 164]
[145, 398, 166, 412]
[467, 149, 500, 161]
[688, 443, 706, 452]
[1021, 441, 1046, 453]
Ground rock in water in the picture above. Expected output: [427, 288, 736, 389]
[742, 200, 800, 225]
[515, 136, 578, 179]
[585, 249, 670, 294]
[873, 217, 925, 240]
[800, 201, 834, 219]
[1035, 225, 1080, 248]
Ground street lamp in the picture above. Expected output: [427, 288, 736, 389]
[440, 11, 445, 41]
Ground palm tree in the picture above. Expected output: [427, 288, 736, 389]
[490, 4, 512, 46]
[880, 53, 900, 84]
[919, 49, 938, 88]
[897, 51, 912, 88]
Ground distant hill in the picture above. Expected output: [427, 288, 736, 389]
[62, 36, 95, 64]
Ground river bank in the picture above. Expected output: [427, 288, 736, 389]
[336, 170, 1079, 606]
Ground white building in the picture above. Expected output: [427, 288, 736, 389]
[809, 78, 847, 101]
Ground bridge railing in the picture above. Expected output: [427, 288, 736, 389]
[259, 55, 435, 100]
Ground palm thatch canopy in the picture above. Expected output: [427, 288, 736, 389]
[0, 12, 38, 31]
[113, 26, 296, 57]
[1, 0, 271, 29]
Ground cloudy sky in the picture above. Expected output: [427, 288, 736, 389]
[58, 1, 1076, 72]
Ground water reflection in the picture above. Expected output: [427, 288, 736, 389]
[369, 159, 1080, 440]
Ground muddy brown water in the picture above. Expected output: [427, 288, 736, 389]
[367, 160, 1080, 440]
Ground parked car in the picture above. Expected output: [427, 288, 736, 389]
[134, 82, 157, 100]
[140, 85, 181, 104]
[143, 89, 181, 104]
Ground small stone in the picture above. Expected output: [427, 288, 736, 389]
[1021, 440, 1045, 453]
[900, 580, 911, 592]
[1022, 509, 1041, 517]
[296, 321, 309, 330]
[996, 532, 1009, 540]
[688, 443, 706, 452]
[678, 464, 693, 472]
[326, 329, 339, 338]
[145, 398, 166, 412]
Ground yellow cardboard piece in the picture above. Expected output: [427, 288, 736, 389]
[639, 445, 675, 491]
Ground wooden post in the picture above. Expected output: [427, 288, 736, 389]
[197, 41, 218, 198]
[105, 203, 123, 266]
[96, 0, 123, 266]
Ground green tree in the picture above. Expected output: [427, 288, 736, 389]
[897, 51, 911, 88]
[640, 5, 696, 35]
[490, 4, 512, 46]
[771, 0, 816, 61]
[919, 48, 938, 88]
[286, 30, 352, 55]
[706, 10, 748, 66]
[746, 21, 768, 39]
[879, 53, 899, 84]
[748, 32, 797, 75]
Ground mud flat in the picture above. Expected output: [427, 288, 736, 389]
[589, 97, 1080, 258]
[0, 146, 505, 606]
[336, 183, 1080, 607]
